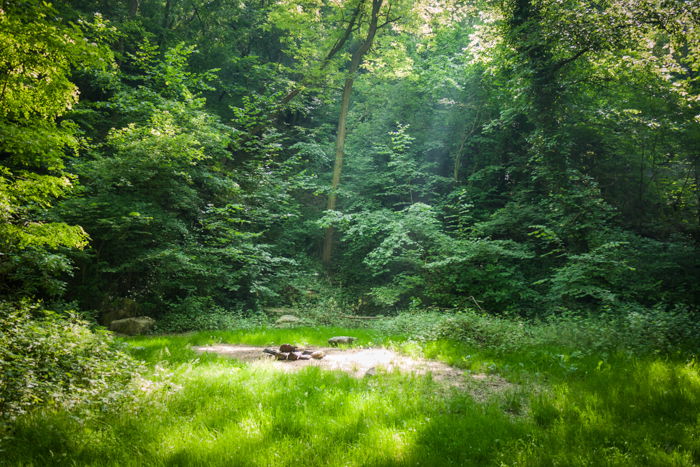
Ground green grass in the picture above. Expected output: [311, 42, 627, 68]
[125, 326, 392, 364]
[3, 327, 699, 466]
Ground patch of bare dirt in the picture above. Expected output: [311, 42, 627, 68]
[191, 344, 512, 396]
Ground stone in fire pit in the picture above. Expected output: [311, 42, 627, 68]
[263, 344, 324, 361]
[328, 336, 356, 346]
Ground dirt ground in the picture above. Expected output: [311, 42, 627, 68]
[192, 344, 512, 398]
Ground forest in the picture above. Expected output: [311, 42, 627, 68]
[1, 0, 699, 465]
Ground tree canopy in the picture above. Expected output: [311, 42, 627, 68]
[0, 0, 698, 319]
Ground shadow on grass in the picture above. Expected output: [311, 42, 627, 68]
[4, 353, 525, 466]
[3, 329, 699, 466]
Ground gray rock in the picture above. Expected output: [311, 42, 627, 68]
[109, 316, 156, 335]
[328, 336, 356, 346]
[311, 350, 325, 359]
[275, 315, 301, 327]
[100, 297, 139, 326]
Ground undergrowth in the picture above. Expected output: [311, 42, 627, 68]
[374, 306, 700, 356]
[0, 301, 142, 424]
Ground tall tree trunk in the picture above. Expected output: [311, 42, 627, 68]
[321, 77, 354, 264]
[160, 0, 173, 44]
[128, 0, 139, 18]
[695, 155, 700, 240]
[163, 0, 172, 28]
[321, 0, 383, 265]
[453, 110, 480, 182]
[508, 0, 566, 186]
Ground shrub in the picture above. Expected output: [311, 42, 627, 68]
[375, 310, 531, 352]
[154, 298, 268, 333]
[375, 306, 700, 355]
[0, 301, 141, 422]
[541, 304, 700, 355]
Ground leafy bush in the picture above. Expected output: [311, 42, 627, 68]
[546, 241, 634, 309]
[154, 298, 268, 333]
[0, 301, 141, 422]
[58, 42, 297, 318]
[375, 306, 700, 355]
[542, 305, 700, 355]
[425, 238, 538, 312]
[375, 310, 530, 352]
[545, 233, 700, 312]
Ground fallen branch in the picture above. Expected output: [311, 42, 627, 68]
[469, 296, 485, 313]
[340, 314, 382, 320]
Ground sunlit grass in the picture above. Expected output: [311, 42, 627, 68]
[509, 357, 700, 465]
[3, 327, 699, 466]
[5, 359, 521, 465]
[125, 327, 392, 364]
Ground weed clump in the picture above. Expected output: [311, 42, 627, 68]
[0, 301, 142, 423]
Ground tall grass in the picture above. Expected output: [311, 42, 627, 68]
[375, 307, 700, 355]
[2, 327, 698, 466]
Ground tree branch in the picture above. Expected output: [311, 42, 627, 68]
[551, 47, 591, 73]
[278, 0, 367, 107]
[378, 16, 401, 29]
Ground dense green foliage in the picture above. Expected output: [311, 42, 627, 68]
[60, 48, 292, 314]
[0, 0, 699, 460]
[0, 0, 112, 298]
[2, 0, 697, 317]
[0, 301, 140, 422]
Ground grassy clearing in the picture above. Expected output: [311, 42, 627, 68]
[3, 327, 699, 466]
